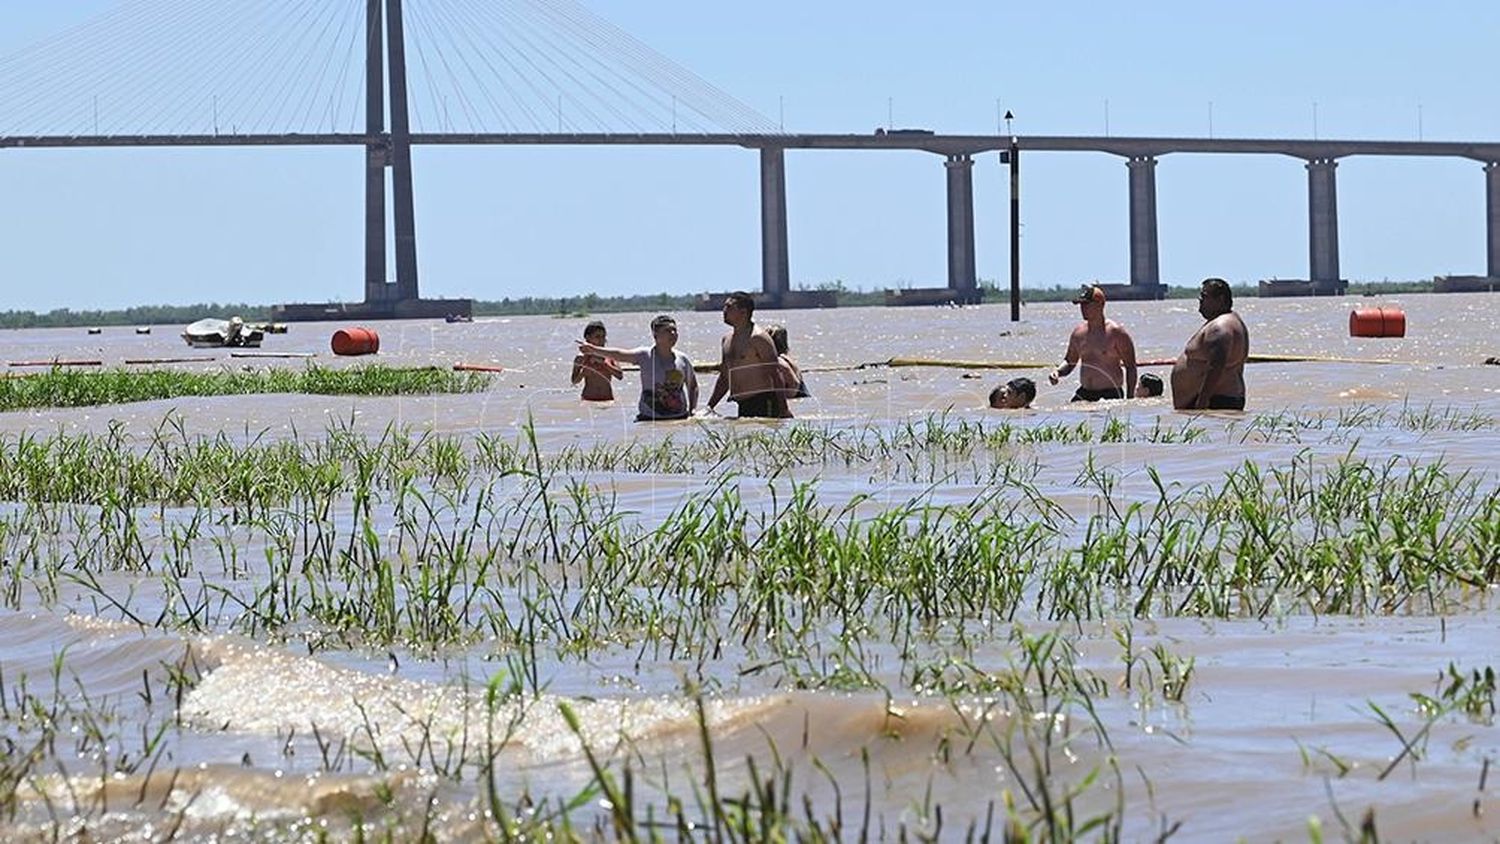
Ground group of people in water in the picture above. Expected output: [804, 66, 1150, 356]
[573, 277, 1248, 421]
[990, 277, 1249, 411]
[573, 291, 804, 420]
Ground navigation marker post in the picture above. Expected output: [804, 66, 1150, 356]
[1003, 113, 1020, 322]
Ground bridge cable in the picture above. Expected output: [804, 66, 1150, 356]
[463, 0, 658, 132]
[0, 0, 204, 133]
[532, 0, 779, 133]
[406, 0, 487, 132]
[430, 0, 559, 131]
[508, 0, 710, 132]
[478, 0, 638, 132]
[412, 0, 528, 131]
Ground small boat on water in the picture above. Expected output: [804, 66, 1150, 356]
[181, 317, 263, 348]
[444, 314, 474, 324]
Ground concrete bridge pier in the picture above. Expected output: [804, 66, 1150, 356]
[363, 0, 389, 304]
[387, 0, 420, 301]
[364, 145, 389, 303]
[759, 146, 790, 305]
[1126, 156, 1162, 294]
[1487, 162, 1500, 278]
[1307, 157, 1344, 294]
[279, 0, 470, 321]
[945, 154, 978, 303]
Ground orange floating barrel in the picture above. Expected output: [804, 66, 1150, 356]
[331, 326, 380, 356]
[1349, 307, 1406, 338]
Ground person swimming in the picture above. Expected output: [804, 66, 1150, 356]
[989, 376, 1036, 409]
[1136, 372, 1164, 398]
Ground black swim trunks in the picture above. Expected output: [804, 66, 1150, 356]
[734, 392, 781, 418]
[1206, 395, 1246, 411]
[1071, 386, 1125, 402]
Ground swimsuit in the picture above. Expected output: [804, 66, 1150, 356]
[734, 392, 782, 418]
[1206, 395, 1245, 411]
[1071, 386, 1125, 402]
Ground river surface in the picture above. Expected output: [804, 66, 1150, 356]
[0, 292, 1496, 841]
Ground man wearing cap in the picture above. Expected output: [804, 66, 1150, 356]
[1171, 277, 1248, 410]
[1049, 285, 1138, 401]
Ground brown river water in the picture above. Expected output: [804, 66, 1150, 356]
[0, 292, 1496, 840]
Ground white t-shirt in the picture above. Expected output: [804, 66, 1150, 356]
[630, 347, 697, 420]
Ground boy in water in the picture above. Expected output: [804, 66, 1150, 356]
[1136, 372, 1164, 398]
[570, 320, 624, 401]
[989, 376, 1036, 409]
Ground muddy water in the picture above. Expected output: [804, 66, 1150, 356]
[0, 293, 1497, 840]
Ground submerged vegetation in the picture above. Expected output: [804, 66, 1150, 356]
[0, 413, 1490, 646]
[0, 408, 1494, 838]
[0, 365, 492, 410]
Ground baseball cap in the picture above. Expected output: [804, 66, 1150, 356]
[1071, 285, 1106, 305]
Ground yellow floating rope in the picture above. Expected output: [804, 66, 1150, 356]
[886, 358, 1053, 370]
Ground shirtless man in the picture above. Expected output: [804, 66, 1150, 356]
[1049, 285, 1138, 401]
[707, 292, 791, 418]
[1171, 277, 1249, 410]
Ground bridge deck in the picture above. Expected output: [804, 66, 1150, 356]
[3, 133, 1499, 161]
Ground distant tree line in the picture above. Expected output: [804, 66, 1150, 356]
[0, 279, 1437, 329]
[0, 303, 272, 330]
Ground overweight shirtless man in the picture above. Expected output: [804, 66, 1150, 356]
[706, 291, 791, 418]
[1049, 285, 1138, 401]
[1171, 277, 1249, 410]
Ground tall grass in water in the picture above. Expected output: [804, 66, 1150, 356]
[0, 418, 1493, 653]
[0, 412, 1492, 839]
[1062, 452, 1499, 620]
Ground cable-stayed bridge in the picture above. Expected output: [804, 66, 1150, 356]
[3, 1, 1499, 319]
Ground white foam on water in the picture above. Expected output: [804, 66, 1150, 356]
[185, 637, 791, 764]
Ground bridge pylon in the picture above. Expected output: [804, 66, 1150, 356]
[275, 0, 470, 322]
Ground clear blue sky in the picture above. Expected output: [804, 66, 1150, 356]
[1, 0, 1497, 311]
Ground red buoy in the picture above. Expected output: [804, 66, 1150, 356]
[331, 326, 380, 356]
[1349, 307, 1406, 338]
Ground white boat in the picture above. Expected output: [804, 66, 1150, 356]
[181, 317, 263, 348]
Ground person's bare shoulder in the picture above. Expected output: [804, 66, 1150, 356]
[749, 328, 778, 358]
[1217, 312, 1248, 335]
